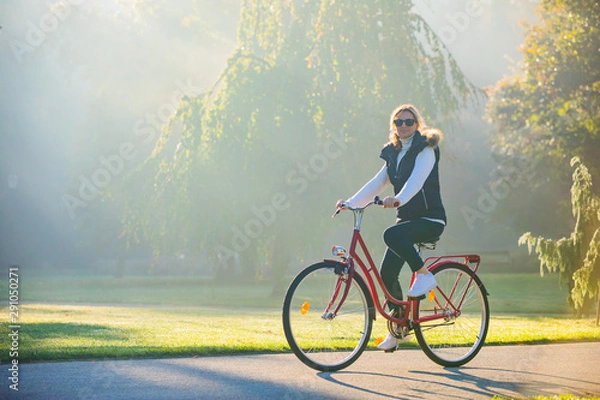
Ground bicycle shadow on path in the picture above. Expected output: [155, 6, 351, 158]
[318, 365, 600, 399]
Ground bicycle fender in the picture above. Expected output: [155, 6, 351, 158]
[323, 259, 348, 275]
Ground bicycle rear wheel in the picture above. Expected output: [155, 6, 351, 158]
[282, 261, 374, 372]
[413, 262, 489, 367]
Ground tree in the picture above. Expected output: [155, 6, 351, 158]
[487, 0, 600, 184]
[123, 0, 480, 286]
[520, 157, 600, 322]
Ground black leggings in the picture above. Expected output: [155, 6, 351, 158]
[380, 218, 445, 308]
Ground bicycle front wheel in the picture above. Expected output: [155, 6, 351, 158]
[282, 261, 374, 372]
[413, 262, 489, 367]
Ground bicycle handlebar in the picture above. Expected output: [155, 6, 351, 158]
[332, 196, 384, 218]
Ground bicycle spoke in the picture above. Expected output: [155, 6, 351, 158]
[414, 263, 489, 367]
[282, 262, 373, 371]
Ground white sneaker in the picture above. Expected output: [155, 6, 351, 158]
[377, 331, 411, 351]
[377, 333, 400, 351]
[407, 272, 437, 297]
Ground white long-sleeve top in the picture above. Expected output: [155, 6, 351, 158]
[346, 134, 444, 225]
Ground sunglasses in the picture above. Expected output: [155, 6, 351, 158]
[393, 118, 416, 127]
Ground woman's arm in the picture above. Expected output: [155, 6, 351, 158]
[395, 147, 435, 206]
[346, 164, 390, 207]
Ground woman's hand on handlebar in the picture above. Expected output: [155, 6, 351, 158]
[333, 199, 347, 217]
[381, 196, 400, 209]
[333, 196, 398, 217]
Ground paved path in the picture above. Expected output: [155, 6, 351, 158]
[2, 342, 600, 399]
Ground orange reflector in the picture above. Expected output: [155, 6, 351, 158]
[375, 337, 383, 345]
[300, 302, 310, 315]
[427, 290, 436, 301]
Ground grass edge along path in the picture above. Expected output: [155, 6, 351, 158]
[0, 304, 598, 363]
[492, 396, 600, 400]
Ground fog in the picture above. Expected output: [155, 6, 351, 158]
[0, 1, 541, 278]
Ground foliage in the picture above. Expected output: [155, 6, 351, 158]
[487, 0, 600, 184]
[520, 157, 600, 319]
[123, 0, 480, 281]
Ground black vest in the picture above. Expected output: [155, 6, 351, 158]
[379, 131, 446, 223]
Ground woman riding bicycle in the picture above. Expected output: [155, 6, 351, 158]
[336, 103, 446, 351]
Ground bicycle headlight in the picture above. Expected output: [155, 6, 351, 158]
[332, 246, 347, 257]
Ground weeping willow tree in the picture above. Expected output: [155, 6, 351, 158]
[520, 157, 600, 323]
[123, 0, 479, 287]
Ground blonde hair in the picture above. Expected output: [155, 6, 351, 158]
[388, 104, 427, 150]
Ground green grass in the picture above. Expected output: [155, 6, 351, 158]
[5, 275, 281, 308]
[481, 273, 572, 314]
[0, 304, 287, 362]
[0, 272, 575, 312]
[1, 303, 598, 363]
[0, 273, 598, 363]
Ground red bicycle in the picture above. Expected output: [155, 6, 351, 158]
[282, 197, 490, 371]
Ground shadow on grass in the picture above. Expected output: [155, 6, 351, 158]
[0, 322, 130, 363]
[19, 322, 128, 341]
[1, 321, 289, 363]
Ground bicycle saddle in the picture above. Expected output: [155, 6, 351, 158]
[416, 237, 439, 249]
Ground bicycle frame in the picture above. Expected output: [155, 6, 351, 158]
[324, 203, 482, 328]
